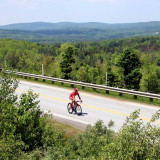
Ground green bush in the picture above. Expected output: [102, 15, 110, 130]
[0, 70, 64, 159]
[46, 110, 160, 160]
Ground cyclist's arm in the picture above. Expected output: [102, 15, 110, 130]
[78, 94, 82, 102]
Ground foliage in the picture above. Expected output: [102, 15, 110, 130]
[76, 65, 89, 82]
[0, 71, 24, 159]
[45, 109, 160, 160]
[1, 36, 160, 93]
[117, 48, 142, 90]
[60, 45, 75, 79]
[107, 66, 119, 86]
[0, 70, 63, 159]
[140, 54, 160, 93]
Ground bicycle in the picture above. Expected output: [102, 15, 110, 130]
[67, 101, 82, 115]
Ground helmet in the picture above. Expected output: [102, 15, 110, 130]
[74, 88, 79, 92]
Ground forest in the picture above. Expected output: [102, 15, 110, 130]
[0, 36, 160, 93]
[0, 21, 160, 43]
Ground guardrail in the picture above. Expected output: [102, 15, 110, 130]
[1, 68, 160, 102]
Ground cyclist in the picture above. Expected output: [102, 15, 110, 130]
[69, 88, 82, 109]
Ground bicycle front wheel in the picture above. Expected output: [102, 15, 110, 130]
[67, 103, 73, 114]
[76, 105, 82, 115]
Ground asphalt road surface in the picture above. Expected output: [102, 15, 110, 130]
[16, 81, 160, 131]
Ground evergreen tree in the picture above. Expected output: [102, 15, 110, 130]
[117, 48, 142, 90]
[60, 46, 75, 79]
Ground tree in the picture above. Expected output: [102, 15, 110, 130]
[41, 54, 54, 76]
[76, 66, 89, 82]
[107, 67, 119, 87]
[60, 46, 75, 79]
[117, 48, 142, 90]
[0, 70, 61, 159]
[88, 67, 99, 83]
[140, 54, 160, 93]
[0, 71, 24, 159]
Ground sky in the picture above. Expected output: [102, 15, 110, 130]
[0, 0, 160, 25]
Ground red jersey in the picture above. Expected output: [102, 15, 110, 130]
[69, 91, 79, 99]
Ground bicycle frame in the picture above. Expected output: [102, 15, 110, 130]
[67, 101, 82, 115]
[72, 101, 81, 108]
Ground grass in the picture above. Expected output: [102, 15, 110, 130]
[53, 121, 82, 137]
[44, 113, 82, 137]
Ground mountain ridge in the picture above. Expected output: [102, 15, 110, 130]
[1, 21, 160, 31]
[0, 21, 160, 43]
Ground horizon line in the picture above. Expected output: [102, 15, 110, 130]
[1, 20, 160, 26]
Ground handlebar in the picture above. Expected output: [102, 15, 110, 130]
[76, 100, 82, 104]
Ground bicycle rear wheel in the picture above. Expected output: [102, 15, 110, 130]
[67, 103, 73, 114]
[76, 105, 82, 115]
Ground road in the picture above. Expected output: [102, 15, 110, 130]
[16, 80, 160, 131]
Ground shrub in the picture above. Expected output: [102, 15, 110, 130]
[0, 70, 63, 159]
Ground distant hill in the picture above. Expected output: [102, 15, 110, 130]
[1, 21, 160, 31]
[0, 22, 111, 30]
[0, 21, 160, 43]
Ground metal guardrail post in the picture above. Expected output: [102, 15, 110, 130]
[150, 98, 153, 102]
[106, 90, 109, 94]
[134, 95, 137, 99]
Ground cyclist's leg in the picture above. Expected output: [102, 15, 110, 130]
[72, 96, 76, 108]
[69, 96, 73, 107]
[73, 101, 77, 110]
[71, 100, 74, 108]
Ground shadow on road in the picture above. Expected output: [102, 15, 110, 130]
[77, 112, 88, 116]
